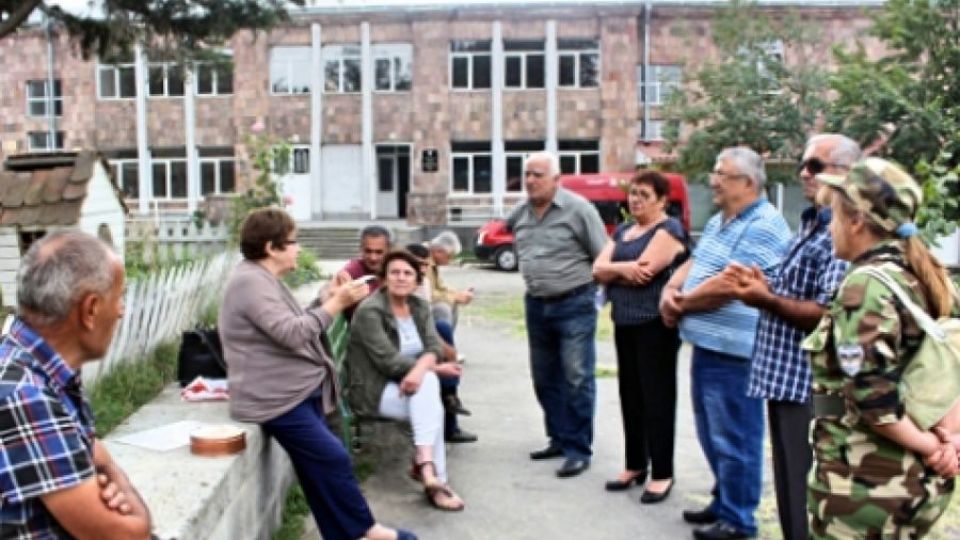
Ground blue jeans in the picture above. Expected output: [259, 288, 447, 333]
[262, 395, 375, 540]
[691, 346, 764, 536]
[524, 285, 597, 460]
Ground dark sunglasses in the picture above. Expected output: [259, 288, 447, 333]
[797, 157, 847, 175]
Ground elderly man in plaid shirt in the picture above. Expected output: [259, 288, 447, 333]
[723, 134, 860, 540]
[0, 230, 151, 539]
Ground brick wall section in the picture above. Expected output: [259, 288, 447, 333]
[409, 19, 453, 196]
[502, 91, 547, 140]
[600, 16, 639, 172]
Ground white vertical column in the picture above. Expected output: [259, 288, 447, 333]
[184, 68, 199, 213]
[361, 22, 376, 219]
[491, 21, 505, 217]
[545, 20, 558, 154]
[311, 23, 324, 220]
[134, 43, 151, 214]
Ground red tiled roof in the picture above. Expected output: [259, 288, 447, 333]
[0, 151, 126, 227]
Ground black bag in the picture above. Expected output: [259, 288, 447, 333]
[177, 328, 226, 387]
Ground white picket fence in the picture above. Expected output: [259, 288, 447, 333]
[80, 251, 238, 388]
[125, 217, 231, 264]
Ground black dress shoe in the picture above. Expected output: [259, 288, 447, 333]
[556, 458, 590, 478]
[604, 471, 647, 491]
[529, 445, 564, 460]
[682, 507, 718, 525]
[639, 479, 673, 504]
[445, 430, 478, 443]
[692, 522, 750, 540]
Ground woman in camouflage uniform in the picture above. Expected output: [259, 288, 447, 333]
[803, 158, 959, 539]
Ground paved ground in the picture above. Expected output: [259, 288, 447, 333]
[301, 262, 777, 540]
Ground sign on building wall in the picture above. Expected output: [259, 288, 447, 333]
[422, 149, 438, 172]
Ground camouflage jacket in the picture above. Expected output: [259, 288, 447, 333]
[802, 240, 933, 492]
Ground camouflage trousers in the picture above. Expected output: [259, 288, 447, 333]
[808, 477, 954, 539]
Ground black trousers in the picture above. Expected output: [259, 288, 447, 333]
[613, 318, 680, 479]
[768, 398, 813, 540]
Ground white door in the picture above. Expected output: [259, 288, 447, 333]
[375, 144, 411, 219]
[321, 145, 364, 215]
[278, 146, 312, 221]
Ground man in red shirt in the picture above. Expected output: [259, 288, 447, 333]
[334, 225, 391, 318]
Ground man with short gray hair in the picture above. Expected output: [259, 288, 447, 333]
[660, 147, 791, 540]
[427, 231, 474, 327]
[506, 151, 607, 478]
[723, 134, 860, 540]
[0, 230, 152, 539]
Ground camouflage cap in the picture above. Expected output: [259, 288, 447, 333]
[817, 157, 922, 234]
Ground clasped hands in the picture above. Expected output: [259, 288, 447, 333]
[924, 427, 960, 478]
[720, 262, 771, 308]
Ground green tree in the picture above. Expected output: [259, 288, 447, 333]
[226, 122, 291, 244]
[0, 1, 302, 61]
[826, 0, 959, 242]
[662, 0, 828, 182]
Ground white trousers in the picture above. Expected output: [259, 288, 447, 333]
[378, 370, 448, 483]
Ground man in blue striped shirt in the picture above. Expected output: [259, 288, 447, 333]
[723, 135, 859, 540]
[661, 147, 791, 540]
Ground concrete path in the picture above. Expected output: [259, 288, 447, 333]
[302, 262, 778, 540]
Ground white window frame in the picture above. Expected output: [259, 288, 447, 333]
[757, 39, 785, 94]
[26, 131, 65, 152]
[640, 120, 666, 142]
[147, 62, 185, 98]
[558, 141, 600, 174]
[504, 42, 545, 90]
[97, 61, 137, 99]
[151, 158, 188, 200]
[450, 149, 493, 194]
[270, 46, 312, 95]
[110, 158, 140, 199]
[195, 61, 233, 96]
[449, 41, 492, 91]
[639, 64, 682, 106]
[558, 40, 600, 89]
[26, 80, 63, 117]
[200, 157, 236, 196]
[322, 44, 362, 94]
[373, 43, 413, 93]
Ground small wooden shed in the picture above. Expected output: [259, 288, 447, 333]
[0, 150, 127, 308]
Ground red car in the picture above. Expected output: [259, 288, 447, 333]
[474, 172, 691, 271]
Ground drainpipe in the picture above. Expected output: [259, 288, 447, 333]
[44, 11, 57, 150]
[641, 2, 651, 143]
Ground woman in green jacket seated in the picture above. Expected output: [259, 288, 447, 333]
[345, 249, 466, 511]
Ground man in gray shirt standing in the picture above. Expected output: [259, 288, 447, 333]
[506, 151, 607, 478]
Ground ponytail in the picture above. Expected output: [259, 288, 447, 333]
[904, 236, 955, 318]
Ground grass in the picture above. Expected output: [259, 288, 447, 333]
[89, 341, 179, 436]
[272, 485, 310, 540]
[470, 294, 614, 341]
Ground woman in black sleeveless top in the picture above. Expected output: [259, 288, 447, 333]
[593, 171, 688, 504]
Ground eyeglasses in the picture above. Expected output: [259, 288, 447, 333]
[798, 157, 848, 176]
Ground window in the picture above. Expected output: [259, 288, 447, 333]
[200, 158, 236, 195]
[558, 139, 600, 174]
[148, 62, 185, 97]
[270, 46, 312, 95]
[373, 44, 412, 92]
[640, 64, 682, 106]
[323, 44, 362, 93]
[451, 141, 492, 193]
[27, 131, 64, 152]
[110, 160, 140, 199]
[196, 62, 233, 95]
[757, 39, 785, 93]
[98, 61, 137, 99]
[504, 40, 545, 89]
[151, 159, 188, 199]
[505, 140, 545, 192]
[558, 38, 599, 88]
[26, 80, 62, 117]
[291, 148, 310, 174]
[639, 120, 668, 141]
[450, 40, 491, 90]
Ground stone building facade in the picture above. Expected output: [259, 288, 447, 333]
[0, 1, 880, 225]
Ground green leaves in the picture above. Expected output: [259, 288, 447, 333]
[662, 1, 827, 181]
